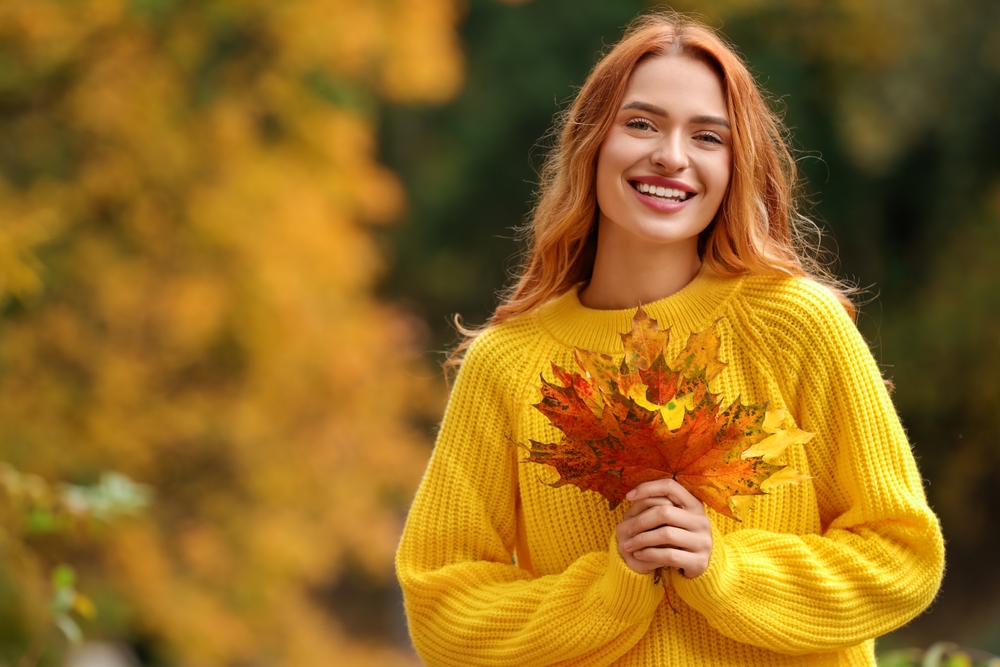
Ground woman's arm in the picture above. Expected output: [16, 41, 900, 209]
[396, 329, 664, 667]
[667, 279, 944, 655]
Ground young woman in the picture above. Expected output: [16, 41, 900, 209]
[396, 12, 944, 666]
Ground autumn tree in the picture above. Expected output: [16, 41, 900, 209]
[0, 0, 462, 664]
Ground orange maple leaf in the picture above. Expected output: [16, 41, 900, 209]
[520, 307, 811, 519]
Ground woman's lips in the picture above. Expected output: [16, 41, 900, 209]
[629, 180, 696, 212]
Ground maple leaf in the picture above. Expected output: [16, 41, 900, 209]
[520, 307, 812, 520]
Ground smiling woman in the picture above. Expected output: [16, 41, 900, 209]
[396, 11, 944, 667]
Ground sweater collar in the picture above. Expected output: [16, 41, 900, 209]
[536, 264, 742, 353]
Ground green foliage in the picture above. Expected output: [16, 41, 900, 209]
[879, 642, 1000, 667]
[51, 565, 86, 646]
[0, 464, 152, 533]
[1, 465, 153, 533]
[0, 464, 147, 666]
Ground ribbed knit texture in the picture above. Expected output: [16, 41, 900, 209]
[397, 267, 945, 666]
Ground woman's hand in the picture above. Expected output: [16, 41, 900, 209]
[615, 478, 713, 579]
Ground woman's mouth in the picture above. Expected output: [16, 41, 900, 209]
[630, 181, 695, 202]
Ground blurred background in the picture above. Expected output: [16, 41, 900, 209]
[0, 0, 998, 665]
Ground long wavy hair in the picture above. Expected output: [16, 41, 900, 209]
[448, 11, 853, 370]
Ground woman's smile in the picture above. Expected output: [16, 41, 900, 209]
[629, 176, 697, 212]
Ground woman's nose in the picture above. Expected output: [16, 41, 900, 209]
[650, 133, 688, 173]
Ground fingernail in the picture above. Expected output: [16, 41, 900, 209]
[626, 489, 637, 499]
[624, 540, 633, 550]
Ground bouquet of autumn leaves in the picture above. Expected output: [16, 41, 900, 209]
[519, 307, 812, 521]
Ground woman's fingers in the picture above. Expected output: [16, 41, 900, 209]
[615, 521, 653, 572]
[622, 495, 674, 520]
[632, 546, 709, 578]
[626, 478, 704, 514]
[624, 521, 712, 553]
[627, 502, 710, 537]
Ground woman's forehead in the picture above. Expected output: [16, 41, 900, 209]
[621, 55, 728, 121]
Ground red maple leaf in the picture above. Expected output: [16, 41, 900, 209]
[520, 307, 811, 519]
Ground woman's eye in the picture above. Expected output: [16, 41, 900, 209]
[696, 132, 724, 145]
[625, 118, 655, 132]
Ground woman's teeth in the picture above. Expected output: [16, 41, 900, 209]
[634, 182, 692, 201]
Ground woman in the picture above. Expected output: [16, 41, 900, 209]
[396, 11, 944, 666]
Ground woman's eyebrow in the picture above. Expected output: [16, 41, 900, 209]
[621, 101, 668, 116]
[691, 114, 731, 130]
[620, 101, 731, 130]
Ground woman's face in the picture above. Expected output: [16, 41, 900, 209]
[595, 54, 732, 256]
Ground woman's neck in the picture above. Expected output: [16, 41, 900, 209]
[579, 228, 703, 310]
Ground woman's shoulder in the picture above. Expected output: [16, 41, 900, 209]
[720, 273, 882, 399]
[734, 271, 855, 331]
[723, 271, 864, 367]
[457, 306, 551, 380]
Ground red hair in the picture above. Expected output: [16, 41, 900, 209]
[449, 11, 852, 369]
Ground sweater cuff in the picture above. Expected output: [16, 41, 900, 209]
[596, 533, 664, 624]
[671, 522, 740, 612]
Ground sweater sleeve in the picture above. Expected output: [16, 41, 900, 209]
[671, 279, 945, 655]
[396, 328, 664, 667]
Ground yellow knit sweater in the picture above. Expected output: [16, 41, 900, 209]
[397, 268, 944, 666]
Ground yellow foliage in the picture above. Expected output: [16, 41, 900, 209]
[0, 181, 65, 300]
[0, 0, 459, 663]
